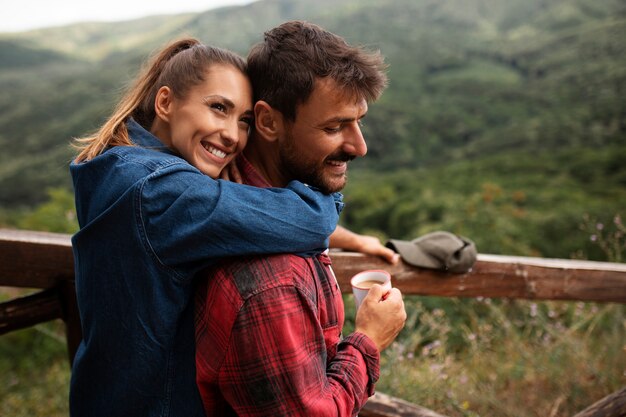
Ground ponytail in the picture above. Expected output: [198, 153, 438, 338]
[73, 38, 200, 162]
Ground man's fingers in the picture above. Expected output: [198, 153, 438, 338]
[230, 164, 243, 184]
[365, 284, 385, 299]
[380, 249, 400, 264]
[385, 287, 402, 300]
[364, 284, 398, 303]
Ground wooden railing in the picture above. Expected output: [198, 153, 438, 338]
[1, 228, 626, 417]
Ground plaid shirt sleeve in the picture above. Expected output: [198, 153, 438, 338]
[195, 255, 380, 417]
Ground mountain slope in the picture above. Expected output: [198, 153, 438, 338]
[0, 0, 624, 211]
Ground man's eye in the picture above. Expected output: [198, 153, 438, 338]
[324, 126, 341, 133]
[238, 117, 253, 132]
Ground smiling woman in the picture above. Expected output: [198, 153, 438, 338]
[68, 37, 341, 417]
[150, 64, 253, 178]
[72, 39, 252, 165]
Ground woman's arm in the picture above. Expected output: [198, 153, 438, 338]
[140, 166, 342, 276]
[222, 159, 395, 263]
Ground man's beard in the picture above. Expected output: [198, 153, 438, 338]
[279, 132, 354, 194]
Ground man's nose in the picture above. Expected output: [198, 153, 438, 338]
[343, 123, 367, 157]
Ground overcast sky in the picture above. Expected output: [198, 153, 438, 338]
[1, 0, 256, 32]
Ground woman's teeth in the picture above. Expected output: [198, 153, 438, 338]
[203, 143, 227, 159]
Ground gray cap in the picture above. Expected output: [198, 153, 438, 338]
[386, 231, 477, 273]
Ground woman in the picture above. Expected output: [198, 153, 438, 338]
[69, 38, 341, 417]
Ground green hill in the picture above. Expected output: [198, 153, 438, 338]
[0, 39, 75, 69]
[0, 0, 624, 260]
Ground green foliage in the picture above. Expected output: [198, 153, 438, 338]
[386, 298, 626, 417]
[0, 290, 70, 417]
[341, 292, 626, 416]
[343, 145, 626, 261]
[14, 187, 79, 233]
[578, 213, 626, 263]
[0, 40, 72, 69]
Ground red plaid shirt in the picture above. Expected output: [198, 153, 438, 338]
[194, 155, 380, 416]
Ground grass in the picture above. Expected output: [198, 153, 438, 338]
[0, 317, 70, 417]
[360, 297, 625, 417]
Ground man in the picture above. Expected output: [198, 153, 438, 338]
[195, 21, 407, 416]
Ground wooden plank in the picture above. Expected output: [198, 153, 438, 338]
[330, 251, 626, 303]
[1, 229, 626, 303]
[0, 288, 64, 334]
[572, 386, 626, 417]
[361, 392, 449, 417]
[0, 229, 74, 288]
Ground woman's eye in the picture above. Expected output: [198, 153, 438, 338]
[211, 103, 227, 113]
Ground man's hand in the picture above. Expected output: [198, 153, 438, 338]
[354, 284, 406, 352]
[330, 226, 400, 264]
[219, 161, 243, 183]
[353, 234, 400, 264]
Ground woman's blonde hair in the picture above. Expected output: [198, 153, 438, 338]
[74, 38, 247, 162]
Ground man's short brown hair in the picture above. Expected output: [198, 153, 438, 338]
[247, 20, 388, 121]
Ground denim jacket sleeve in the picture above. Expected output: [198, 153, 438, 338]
[138, 163, 343, 278]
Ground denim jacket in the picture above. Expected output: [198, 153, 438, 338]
[69, 119, 343, 417]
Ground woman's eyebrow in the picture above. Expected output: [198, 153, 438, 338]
[203, 95, 235, 109]
[205, 95, 253, 115]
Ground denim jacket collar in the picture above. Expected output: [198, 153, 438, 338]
[126, 118, 177, 156]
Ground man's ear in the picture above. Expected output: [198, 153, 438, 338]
[254, 101, 283, 142]
[154, 86, 173, 122]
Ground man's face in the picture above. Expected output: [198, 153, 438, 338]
[278, 78, 368, 193]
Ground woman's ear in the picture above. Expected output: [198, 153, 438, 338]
[154, 86, 173, 122]
[254, 101, 283, 143]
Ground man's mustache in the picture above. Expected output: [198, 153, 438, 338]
[326, 152, 356, 163]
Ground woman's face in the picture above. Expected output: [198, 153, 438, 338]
[154, 64, 253, 178]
